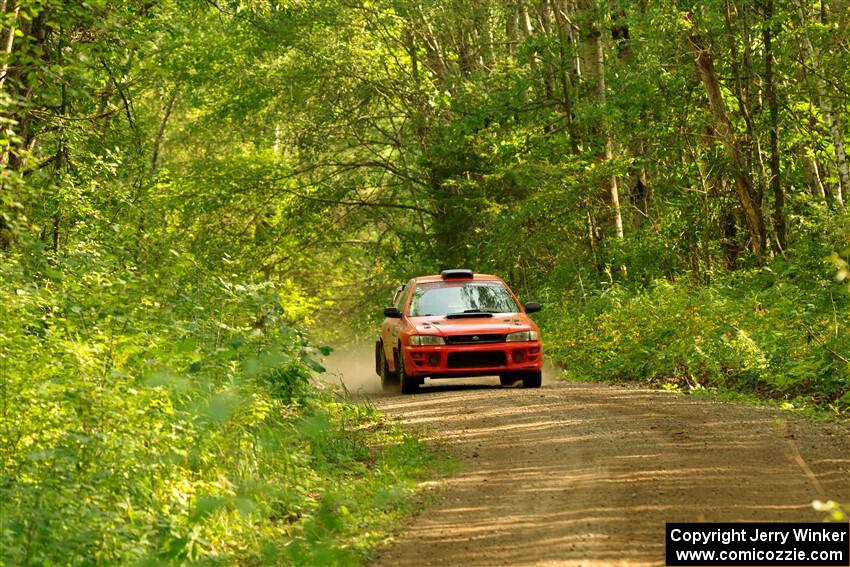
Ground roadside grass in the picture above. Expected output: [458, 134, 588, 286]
[266, 390, 456, 566]
[686, 387, 847, 421]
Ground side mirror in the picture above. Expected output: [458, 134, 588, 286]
[524, 302, 541, 314]
[384, 306, 402, 318]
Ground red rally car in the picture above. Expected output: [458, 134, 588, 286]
[375, 269, 543, 394]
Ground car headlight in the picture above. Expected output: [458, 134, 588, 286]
[409, 335, 445, 346]
[505, 330, 539, 342]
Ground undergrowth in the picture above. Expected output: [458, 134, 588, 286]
[0, 244, 441, 566]
[541, 240, 850, 416]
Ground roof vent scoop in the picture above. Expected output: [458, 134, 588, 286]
[441, 269, 474, 279]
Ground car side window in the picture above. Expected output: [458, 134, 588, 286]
[394, 288, 407, 310]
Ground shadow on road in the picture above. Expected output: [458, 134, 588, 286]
[369, 383, 850, 567]
[369, 378, 513, 398]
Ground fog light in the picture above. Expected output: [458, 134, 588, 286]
[513, 351, 526, 363]
[427, 354, 440, 365]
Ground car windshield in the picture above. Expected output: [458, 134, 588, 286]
[408, 281, 520, 316]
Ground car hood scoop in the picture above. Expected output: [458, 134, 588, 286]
[445, 312, 495, 319]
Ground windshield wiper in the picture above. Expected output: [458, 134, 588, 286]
[463, 308, 500, 313]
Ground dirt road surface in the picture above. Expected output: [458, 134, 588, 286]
[363, 378, 850, 567]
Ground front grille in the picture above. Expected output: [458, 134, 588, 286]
[444, 334, 505, 345]
[447, 351, 507, 368]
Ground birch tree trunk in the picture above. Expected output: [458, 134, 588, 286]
[0, 0, 19, 89]
[537, 0, 557, 102]
[797, 0, 849, 206]
[803, 156, 826, 200]
[577, 0, 623, 238]
[473, 2, 494, 69]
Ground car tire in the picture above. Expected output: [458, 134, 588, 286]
[499, 373, 519, 386]
[379, 344, 398, 391]
[522, 371, 542, 388]
[375, 341, 383, 376]
[396, 348, 419, 395]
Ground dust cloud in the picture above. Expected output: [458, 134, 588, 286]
[541, 358, 561, 384]
[318, 343, 383, 394]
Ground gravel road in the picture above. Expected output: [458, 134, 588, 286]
[365, 379, 850, 567]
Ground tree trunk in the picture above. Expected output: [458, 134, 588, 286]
[520, 0, 538, 85]
[0, 0, 19, 89]
[612, 3, 650, 228]
[537, 0, 557, 102]
[6, 7, 46, 173]
[151, 86, 179, 173]
[763, 0, 785, 250]
[576, 0, 600, 94]
[721, 195, 741, 270]
[473, 2, 494, 69]
[683, 19, 765, 258]
[797, 0, 849, 206]
[598, 20, 623, 238]
[577, 0, 623, 238]
[506, 0, 520, 58]
[803, 156, 827, 201]
[552, 0, 579, 152]
[723, 0, 764, 212]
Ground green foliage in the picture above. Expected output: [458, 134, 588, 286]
[542, 228, 850, 412]
[0, 243, 437, 565]
[813, 500, 848, 523]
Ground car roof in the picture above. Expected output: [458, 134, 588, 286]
[412, 273, 503, 284]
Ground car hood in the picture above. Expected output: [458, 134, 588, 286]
[407, 314, 537, 335]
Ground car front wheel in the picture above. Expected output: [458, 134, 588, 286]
[396, 348, 419, 395]
[379, 344, 398, 391]
[522, 371, 542, 388]
[499, 373, 520, 386]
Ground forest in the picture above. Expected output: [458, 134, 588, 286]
[1, 0, 850, 564]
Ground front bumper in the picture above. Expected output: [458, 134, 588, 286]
[403, 341, 542, 377]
